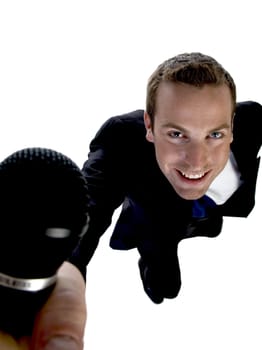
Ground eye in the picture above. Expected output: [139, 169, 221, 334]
[167, 130, 183, 139]
[209, 131, 223, 139]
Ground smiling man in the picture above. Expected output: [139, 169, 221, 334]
[70, 52, 261, 304]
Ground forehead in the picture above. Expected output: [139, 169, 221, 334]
[155, 82, 233, 127]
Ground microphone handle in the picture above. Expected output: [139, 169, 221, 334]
[0, 283, 55, 337]
[0, 147, 90, 338]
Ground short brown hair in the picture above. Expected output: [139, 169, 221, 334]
[146, 52, 236, 123]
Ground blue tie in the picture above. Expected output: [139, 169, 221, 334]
[192, 195, 216, 218]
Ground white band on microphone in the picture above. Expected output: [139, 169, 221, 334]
[0, 272, 57, 292]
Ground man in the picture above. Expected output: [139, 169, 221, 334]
[1, 52, 260, 346]
[70, 52, 261, 304]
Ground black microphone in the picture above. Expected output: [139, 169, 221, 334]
[0, 147, 89, 337]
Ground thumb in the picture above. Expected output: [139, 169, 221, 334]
[31, 262, 87, 350]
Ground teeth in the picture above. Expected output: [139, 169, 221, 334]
[181, 172, 205, 179]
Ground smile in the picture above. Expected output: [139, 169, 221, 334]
[180, 171, 206, 180]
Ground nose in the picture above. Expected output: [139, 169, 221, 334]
[184, 141, 208, 169]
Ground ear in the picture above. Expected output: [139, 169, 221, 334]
[144, 111, 154, 143]
[230, 112, 235, 143]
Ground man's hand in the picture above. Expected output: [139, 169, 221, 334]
[0, 262, 87, 350]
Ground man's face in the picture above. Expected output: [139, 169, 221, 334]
[144, 82, 234, 200]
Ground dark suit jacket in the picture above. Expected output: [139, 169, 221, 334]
[69, 101, 261, 274]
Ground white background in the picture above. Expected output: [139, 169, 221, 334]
[0, 1, 261, 349]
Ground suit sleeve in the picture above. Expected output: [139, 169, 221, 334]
[69, 117, 126, 278]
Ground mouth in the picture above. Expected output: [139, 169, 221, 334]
[178, 170, 209, 182]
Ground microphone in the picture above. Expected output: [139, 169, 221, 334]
[0, 147, 89, 337]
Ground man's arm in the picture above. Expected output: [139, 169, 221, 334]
[69, 117, 126, 277]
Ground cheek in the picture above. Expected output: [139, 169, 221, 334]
[154, 143, 181, 168]
[211, 144, 231, 166]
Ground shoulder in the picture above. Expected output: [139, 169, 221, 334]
[236, 100, 262, 110]
[100, 109, 145, 134]
[89, 110, 146, 149]
[234, 100, 261, 128]
[235, 101, 262, 121]
[233, 101, 261, 157]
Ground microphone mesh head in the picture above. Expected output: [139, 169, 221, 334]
[0, 148, 90, 277]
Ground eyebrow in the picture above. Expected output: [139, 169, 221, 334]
[160, 122, 231, 133]
[209, 123, 232, 132]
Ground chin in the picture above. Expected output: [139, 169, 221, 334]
[180, 193, 204, 200]
[174, 187, 207, 200]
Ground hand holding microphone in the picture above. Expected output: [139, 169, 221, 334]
[0, 147, 89, 337]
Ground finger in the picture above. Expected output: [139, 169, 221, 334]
[0, 331, 30, 350]
[31, 262, 87, 350]
[0, 331, 19, 350]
